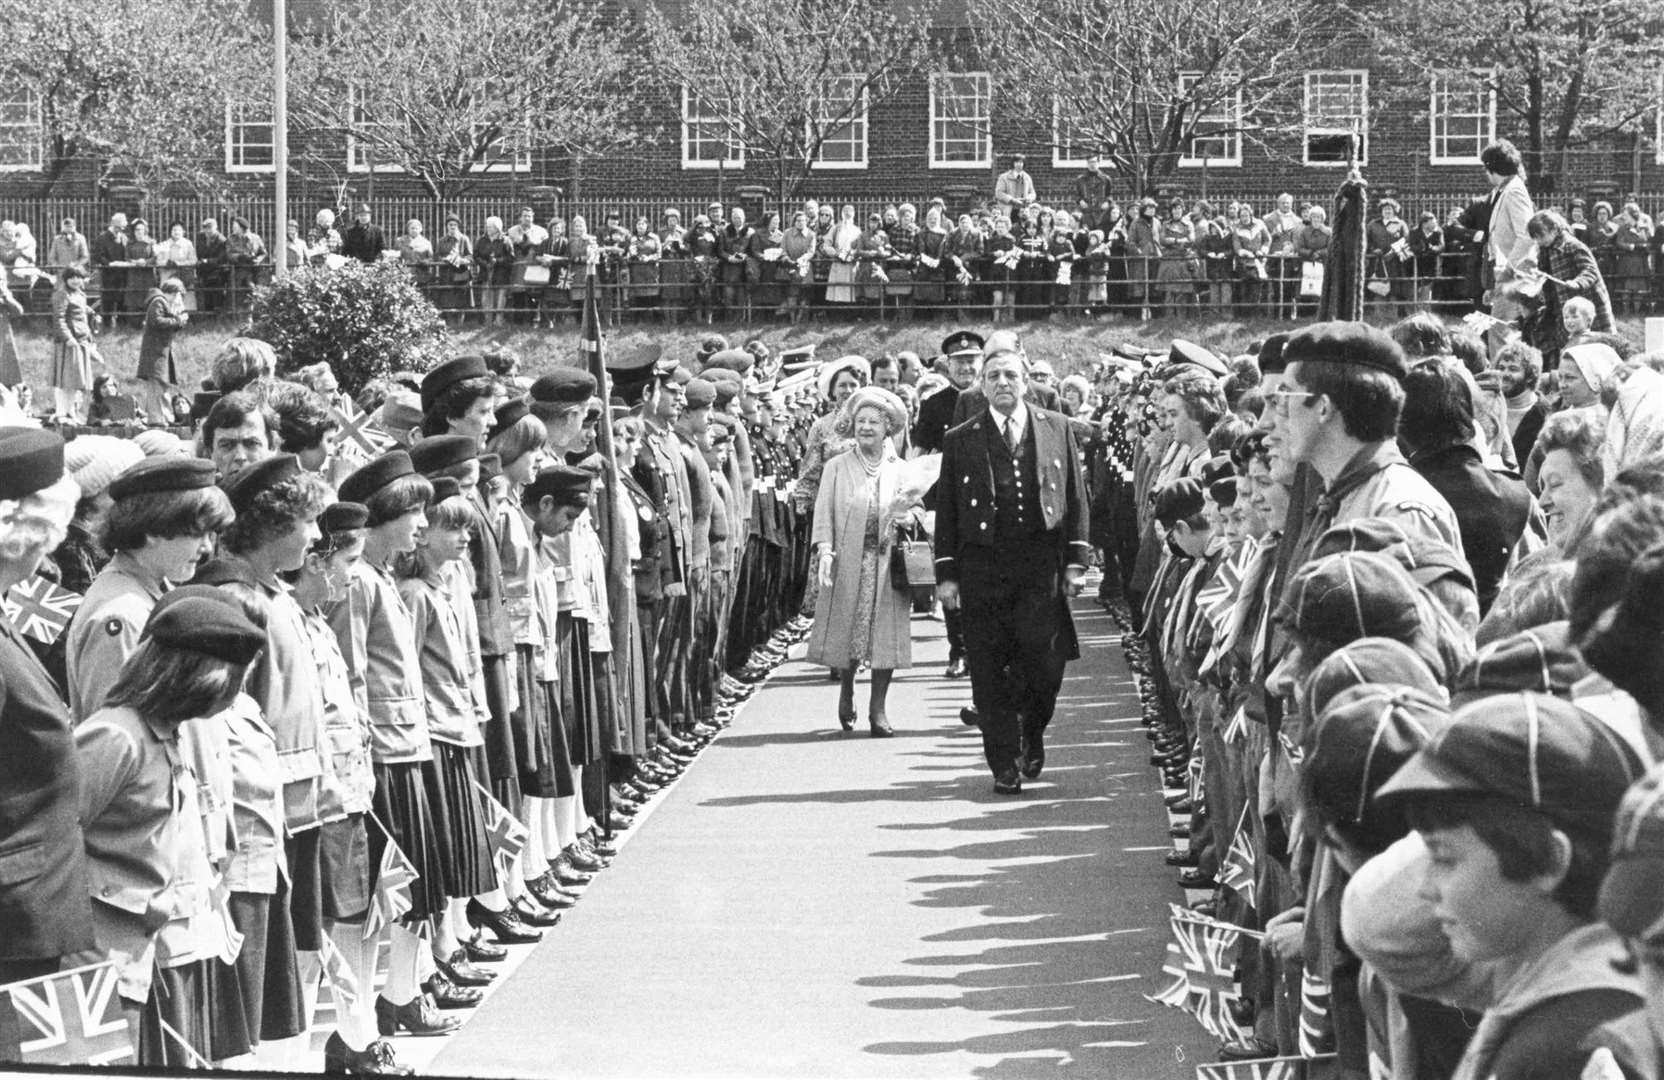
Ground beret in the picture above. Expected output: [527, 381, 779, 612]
[608, 342, 674, 378]
[488, 399, 530, 443]
[1306, 637, 1445, 722]
[941, 331, 985, 358]
[1200, 454, 1234, 489]
[1152, 477, 1204, 527]
[705, 369, 744, 407]
[429, 476, 462, 503]
[1257, 332, 1292, 377]
[0, 428, 65, 501]
[701, 349, 755, 376]
[409, 435, 478, 476]
[1306, 683, 1450, 841]
[684, 378, 718, 410]
[319, 501, 370, 533]
[1452, 621, 1588, 707]
[63, 435, 144, 502]
[529, 368, 597, 406]
[421, 355, 491, 414]
[1283, 321, 1408, 381]
[109, 456, 217, 502]
[338, 450, 416, 504]
[376, 390, 425, 433]
[220, 453, 302, 512]
[188, 557, 258, 589]
[477, 453, 503, 482]
[143, 587, 266, 666]
[1167, 339, 1229, 378]
[572, 452, 606, 477]
[1598, 762, 1664, 937]
[1277, 551, 1422, 650]
[524, 463, 592, 508]
[1378, 691, 1643, 839]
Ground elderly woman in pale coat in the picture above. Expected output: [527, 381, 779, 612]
[806, 386, 920, 738]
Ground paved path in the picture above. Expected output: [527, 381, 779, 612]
[429, 599, 1212, 1079]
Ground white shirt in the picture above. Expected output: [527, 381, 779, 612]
[988, 400, 1029, 450]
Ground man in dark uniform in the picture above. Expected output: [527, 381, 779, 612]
[913, 330, 983, 682]
[935, 348, 1090, 795]
[951, 330, 1063, 424]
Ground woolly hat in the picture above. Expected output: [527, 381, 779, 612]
[63, 435, 145, 501]
[133, 429, 189, 458]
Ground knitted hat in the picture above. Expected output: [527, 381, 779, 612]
[63, 435, 145, 501]
[1306, 684, 1450, 844]
[133, 429, 189, 458]
[1276, 551, 1423, 652]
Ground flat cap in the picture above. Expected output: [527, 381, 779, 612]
[319, 501, 370, 533]
[0, 429, 65, 501]
[376, 390, 425, 434]
[684, 378, 718, 410]
[1306, 683, 1450, 842]
[1452, 621, 1588, 706]
[1306, 637, 1445, 721]
[1167, 339, 1229, 378]
[338, 450, 416, 505]
[1276, 551, 1423, 651]
[529, 368, 597, 407]
[524, 462, 592, 508]
[109, 456, 217, 502]
[220, 453, 302, 512]
[1313, 518, 1475, 593]
[409, 434, 478, 476]
[1283, 321, 1408, 381]
[143, 586, 266, 666]
[421, 355, 491, 414]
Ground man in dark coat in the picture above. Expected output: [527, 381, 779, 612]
[90, 213, 129, 328]
[340, 203, 386, 265]
[913, 330, 985, 683]
[934, 348, 1090, 795]
[1442, 195, 1493, 312]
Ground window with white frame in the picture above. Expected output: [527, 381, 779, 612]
[930, 72, 991, 169]
[1052, 98, 1096, 169]
[0, 89, 43, 172]
[1304, 70, 1368, 166]
[681, 85, 743, 169]
[225, 102, 275, 173]
[346, 87, 408, 172]
[811, 75, 868, 169]
[1429, 75, 1494, 164]
[1179, 74, 1242, 167]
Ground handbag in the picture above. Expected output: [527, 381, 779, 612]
[1299, 260, 1325, 298]
[522, 264, 551, 286]
[889, 522, 935, 593]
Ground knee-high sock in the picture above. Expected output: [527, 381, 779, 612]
[521, 796, 550, 880]
[554, 793, 578, 850]
[571, 766, 592, 835]
[544, 797, 567, 860]
[384, 923, 424, 1006]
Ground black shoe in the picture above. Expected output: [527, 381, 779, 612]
[511, 896, 563, 927]
[1020, 731, 1044, 779]
[582, 831, 618, 859]
[466, 898, 542, 944]
[1169, 824, 1191, 840]
[565, 845, 605, 873]
[869, 713, 894, 738]
[424, 973, 483, 1010]
[1227, 997, 1256, 1028]
[838, 708, 856, 732]
[463, 934, 508, 964]
[1167, 796, 1195, 814]
[993, 770, 1022, 795]
[325, 1032, 412, 1076]
[550, 855, 594, 888]
[436, 948, 494, 987]
[945, 656, 967, 679]
[525, 874, 578, 909]
[375, 994, 461, 1036]
[1164, 848, 1200, 867]
[1218, 1038, 1278, 1061]
[1177, 869, 1219, 889]
[960, 707, 980, 727]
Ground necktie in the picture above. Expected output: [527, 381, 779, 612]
[1004, 417, 1018, 454]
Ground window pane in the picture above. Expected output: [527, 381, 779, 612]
[0, 90, 41, 170]
[932, 74, 989, 165]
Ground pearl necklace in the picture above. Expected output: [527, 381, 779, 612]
[855, 445, 883, 476]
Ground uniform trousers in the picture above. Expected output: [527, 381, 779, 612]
[958, 541, 1068, 776]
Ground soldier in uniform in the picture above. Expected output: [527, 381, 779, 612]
[913, 331, 984, 683]
[934, 348, 1090, 795]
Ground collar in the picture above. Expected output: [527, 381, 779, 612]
[989, 400, 1030, 440]
[1316, 440, 1405, 513]
[109, 550, 172, 601]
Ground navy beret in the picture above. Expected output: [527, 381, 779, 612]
[189, 557, 258, 589]
[219, 453, 301, 512]
[684, 378, 717, 410]
[409, 434, 478, 476]
[524, 463, 592, 508]
[338, 451, 416, 505]
[488, 399, 530, 442]
[1283, 321, 1408, 381]
[429, 476, 463, 503]
[143, 586, 266, 666]
[109, 456, 217, 501]
[421, 356, 491, 413]
[0, 428, 64, 501]
[1258, 332, 1292, 376]
[529, 368, 597, 406]
[700, 349, 755, 376]
[319, 501, 369, 533]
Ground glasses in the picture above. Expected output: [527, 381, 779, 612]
[1265, 389, 1316, 416]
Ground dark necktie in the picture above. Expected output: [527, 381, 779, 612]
[1004, 417, 1018, 454]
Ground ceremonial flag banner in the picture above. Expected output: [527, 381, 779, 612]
[363, 835, 417, 940]
[475, 781, 529, 879]
[3, 575, 82, 645]
[1220, 805, 1258, 911]
[1145, 903, 1252, 1042]
[331, 400, 395, 459]
[0, 962, 133, 1067]
[1195, 1053, 1335, 1080]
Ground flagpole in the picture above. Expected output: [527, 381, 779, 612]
[272, 0, 288, 281]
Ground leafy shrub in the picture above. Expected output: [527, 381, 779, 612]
[248, 260, 450, 394]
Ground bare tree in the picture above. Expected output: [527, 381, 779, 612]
[641, 0, 938, 213]
[1, 0, 263, 194]
[970, 0, 1334, 197]
[287, 0, 649, 202]
[1362, 0, 1664, 192]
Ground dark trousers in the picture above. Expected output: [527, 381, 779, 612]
[959, 542, 1068, 776]
[943, 605, 966, 663]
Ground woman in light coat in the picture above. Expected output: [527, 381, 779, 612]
[51, 265, 98, 419]
[807, 386, 919, 737]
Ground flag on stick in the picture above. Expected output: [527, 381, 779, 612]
[1219, 805, 1258, 911]
[317, 933, 362, 1016]
[3, 575, 82, 645]
[0, 962, 134, 1066]
[363, 832, 417, 940]
[1195, 1053, 1334, 1080]
[1298, 967, 1334, 1057]
[474, 781, 529, 880]
[331, 400, 394, 459]
[1144, 904, 1253, 1042]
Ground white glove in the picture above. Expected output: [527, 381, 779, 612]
[818, 551, 835, 588]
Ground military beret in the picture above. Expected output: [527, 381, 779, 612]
[701, 349, 755, 376]
[0, 428, 65, 501]
[430, 476, 463, 503]
[220, 453, 302, 512]
[420, 355, 491, 414]
[1152, 477, 1204, 528]
[409, 435, 478, 476]
[319, 501, 370, 533]
[529, 368, 598, 407]
[1257, 332, 1292, 377]
[1452, 620, 1588, 706]
[488, 399, 530, 442]
[524, 463, 592, 508]
[941, 331, 985, 358]
[109, 456, 218, 502]
[1167, 339, 1229, 378]
[143, 587, 266, 666]
[1283, 321, 1408, 381]
[684, 378, 718, 410]
[1306, 637, 1445, 721]
[338, 450, 416, 505]
[1306, 683, 1450, 842]
[705, 369, 744, 407]
[1378, 691, 1643, 839]
[1276, 551, 1423, 651]
[1598, 762, 1664, 937]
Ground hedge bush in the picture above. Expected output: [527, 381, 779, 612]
[248, 260, 450, 394]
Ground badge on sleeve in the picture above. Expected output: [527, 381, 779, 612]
[105, 618, 124, 637]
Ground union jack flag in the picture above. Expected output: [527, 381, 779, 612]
[1196, 1053, 1331, 1080]
[362, 837, 418, 940]
[1298, 966, 1334, 1058]
[1144, 904, 1251, 1042]
[331, 400, 395, 459]
[1220, 806, 1257, 911]
[1187, 751, 1206, 806]
[2, 575, 82, 645]
[316, 933, 362, 1014]
[0, 961, 133, 1066]
[1223, 705, 1249, 745]
[1196, 552, 1245, 639]
[474, 781, 529, 880]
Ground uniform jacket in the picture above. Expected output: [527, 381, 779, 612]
[465, 488, 513, 658]
[326, 561, 432, 765]
[934, 405, 1090, 584]
[951, 381, 1062, 427]
[644, 422, 691, 586]
[678, 430, 714, 572]
[911, 383, 962, 455]
[398, 571, 486, 748]
[67, 551, 169, 722]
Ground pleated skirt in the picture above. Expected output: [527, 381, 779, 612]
[513, 642, 575, 798]
[556, 613, 603, 766]
[137, 958, 250, 1066]
[425, 742, 498, 898]
[369, 760, 447, 922]
[226, 887, 305, 1043]
[319, 812, 372, 922]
